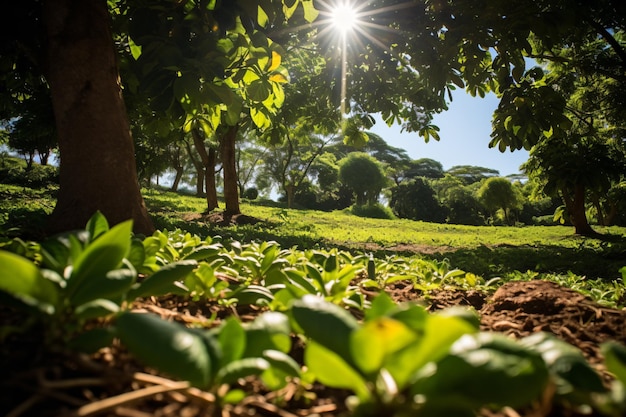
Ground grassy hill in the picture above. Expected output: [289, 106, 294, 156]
[4, 184, 624, 281]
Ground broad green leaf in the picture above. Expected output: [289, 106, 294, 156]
[115, 312, 212, 388]
[291, 295, 358, 365]
[244, 311, 292, 357]
[218, 318, 246, 366]
[85, 211, 109, 242]
[128, 259, 197, 300]
[0, 251, 58, 313]
[67, 220, 133, 296]
[411, 332, 549, 409]
[386, 312, 476, 387]
[364, 292, 397, 321]
[351, 318, 417, 375]
[522, 332, 605, 394]
[70, 266, 136, 306]
[261, 349, 302, 390]
[305, 341, 369, 400]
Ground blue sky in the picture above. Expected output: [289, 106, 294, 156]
[369, 88, 530, 177]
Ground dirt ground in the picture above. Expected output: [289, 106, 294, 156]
[3, 279, 626, 417]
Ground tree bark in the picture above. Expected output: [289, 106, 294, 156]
[220, 125, 240, 215]
[191, 128, 218, 211]
[184, 139, 204, 196]
[43, 0, 153, 235]
[562, 184, 596, 236]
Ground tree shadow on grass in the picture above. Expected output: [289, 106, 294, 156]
[433, 242, 626, 280]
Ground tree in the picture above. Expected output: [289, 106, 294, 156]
[338, 152, 387, 206]
[446, 165, 500, 185]
[43, 0, 153, 234]
[477, 177, 525, 225]
[389, 178, 445, 223]
[6, 87, 57, 167]
[1, 0, 316, 233]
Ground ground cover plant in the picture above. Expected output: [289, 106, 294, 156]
[2, 188, 626, 417]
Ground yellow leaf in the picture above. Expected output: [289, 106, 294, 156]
[268, 51, 282, 71]
[269, 73, 289, 83]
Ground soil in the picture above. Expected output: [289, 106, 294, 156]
[3, 279, 626, 417]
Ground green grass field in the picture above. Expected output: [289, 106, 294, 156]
[3, 185, 626, 282]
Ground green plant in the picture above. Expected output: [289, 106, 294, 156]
[289, 293, 622, 416]
[0, 212, 197, 352]
[114, 310, 300, 406]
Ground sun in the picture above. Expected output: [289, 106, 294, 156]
[330, 2, 358, 34]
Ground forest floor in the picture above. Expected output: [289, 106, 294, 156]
[3, 278, 626, 417]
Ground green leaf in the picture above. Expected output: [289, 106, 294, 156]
[218, 318, 247, 366]
[231, 284, 274, 306]
[70, 266, 136, 306]
[261, 349, 302, 390]
[128, 260, 197, 300]
[364, 292, 397, 321]
[522, 332, 606, 394]
[74, 298, 121, 321]
[411, 333, 549, 409]
[351, 317, 417, 375]
[301, 0, 319, 22]
[291, 295, 358, 365]
[305, 341, 369, 399]
[215, 357, 270, 385]
[0, 251, 58, 314]
[244, 311, 292, 357]
[386, 312, 476, 387]
[68, 327, 115, 354]
[115, 312, 212, 388]
[85, 211, 109, 242]
[67, 220, 133, 297]
[602, 341, 626, 387]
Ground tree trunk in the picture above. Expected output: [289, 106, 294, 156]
[220, 125, 240, 215]
[562, 184, 596, 236]
[286, 183, 295, 208]
[43, 0, 153, 235]
[184, 139, 204, 196]
[191, 128, 219, 211]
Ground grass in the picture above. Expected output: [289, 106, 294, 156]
[3, 185, 626, 281]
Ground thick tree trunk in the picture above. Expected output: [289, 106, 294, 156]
[220, 125, 240, 215]
[43, 0, 153, 235]
[562, 184, 596, 236]
[191, 128, 218, 211]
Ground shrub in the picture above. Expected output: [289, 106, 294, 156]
[242, 187, 259, 200]
[350, 203, 396, 220]
[0, 157, 59, 188]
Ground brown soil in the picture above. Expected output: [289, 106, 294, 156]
[3, 280, 626, 417]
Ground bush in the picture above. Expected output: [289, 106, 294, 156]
[242, 187, 259, 200]
[350, 203, 396, 220]
[0, 157, 59, 188]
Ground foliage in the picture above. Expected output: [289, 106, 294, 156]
[349, 203, 396, 220]
[3, 209, 626, 415]
[477, 177, 525, 225]
[389, 178, 445, 223]
[0, 160, 58, 189]
[339, 152, 388, 205]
